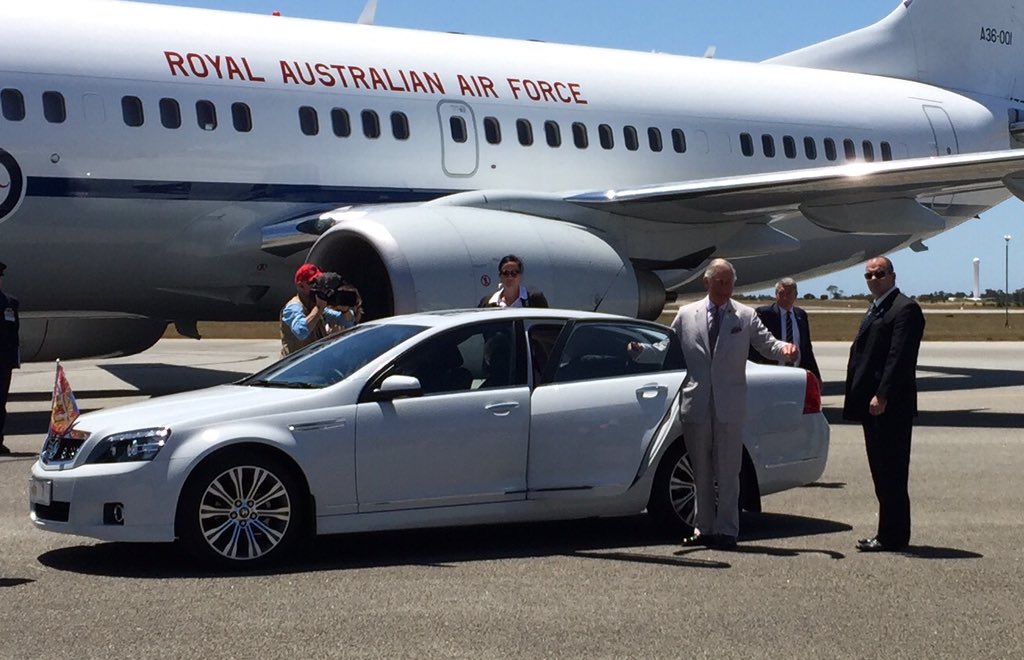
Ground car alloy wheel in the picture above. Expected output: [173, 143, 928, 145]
[648, 440, 696, 535]
[179, 453, 305, 567]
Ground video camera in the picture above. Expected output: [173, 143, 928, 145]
[311, 272, 360, 307]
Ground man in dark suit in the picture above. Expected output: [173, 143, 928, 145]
[0, 261, 21, 455]
[749, 278, 821, 383]
[844, 256, 925, 552]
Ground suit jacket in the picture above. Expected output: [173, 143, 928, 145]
[749, 303, 821, 383]
[843, 288, 925, 421]
[673, 297, 789, 424]
[478, 287, 549, 308]
[0, 291, 20, 369]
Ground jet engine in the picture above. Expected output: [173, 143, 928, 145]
[20, 315, 168, 362]
[306, 206, 666, 320]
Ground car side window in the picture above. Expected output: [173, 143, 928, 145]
[388, 321, 523, 395]
[526, 322, 566, 385]
[552, 323, 682, 383]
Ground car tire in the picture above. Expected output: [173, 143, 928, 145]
[647, 440, 696, 536]
[177, 451, 306, 569]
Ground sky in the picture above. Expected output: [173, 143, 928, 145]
[145, 0, 1022, 298]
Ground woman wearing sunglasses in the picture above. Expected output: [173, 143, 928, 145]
[479, 254, 549, 309]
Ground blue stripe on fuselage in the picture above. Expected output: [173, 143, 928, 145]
[25, 176, 457, 204]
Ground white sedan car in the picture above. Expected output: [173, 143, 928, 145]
[30, 308, 828, 567]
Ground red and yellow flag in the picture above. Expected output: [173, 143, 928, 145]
[50, 361, 80, 435]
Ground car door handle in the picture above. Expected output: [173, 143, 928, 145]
[636, 384, 665, 400]
[485, 401, 520, 416]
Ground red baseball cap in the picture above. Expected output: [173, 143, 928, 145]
[294, 263, 322, 285]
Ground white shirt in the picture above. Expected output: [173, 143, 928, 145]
[487, 285, 528, 308]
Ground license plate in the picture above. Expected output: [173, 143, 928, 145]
[29, 478, 52, 506]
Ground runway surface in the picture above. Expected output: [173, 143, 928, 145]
[1, 340, 1022, 658]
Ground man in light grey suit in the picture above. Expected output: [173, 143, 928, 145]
[635, 258, 796, 549]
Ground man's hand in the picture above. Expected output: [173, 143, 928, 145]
[781, 342, 798, 361]
[869, 395, 887, 416]
[626, 341, 644, 360]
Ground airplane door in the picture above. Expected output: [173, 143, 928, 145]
[923, 106, 959, 156]
[437, 101, 479, 177]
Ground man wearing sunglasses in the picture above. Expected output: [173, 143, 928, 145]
[844, 256, 925, 553]
[0, 261, 19, 455]
[479, 254, 549, 308]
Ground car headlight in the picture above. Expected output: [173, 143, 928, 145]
[86, 428, 171, 464]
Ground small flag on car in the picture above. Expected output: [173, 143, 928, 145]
[49, 360, 80, 436]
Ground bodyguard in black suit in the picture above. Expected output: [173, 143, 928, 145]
[844, 256, 925, 552]
[749, 278, 821, 383]
[0, 261, 21, 454]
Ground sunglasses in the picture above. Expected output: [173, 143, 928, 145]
[863, 270, 890, 280]
[500, 270, 521, 277]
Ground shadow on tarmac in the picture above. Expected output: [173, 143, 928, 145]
[36, 511, 852, 578]
[821, 361, 1024, 429]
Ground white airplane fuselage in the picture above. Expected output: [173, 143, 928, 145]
[0, 1, 1019, 359]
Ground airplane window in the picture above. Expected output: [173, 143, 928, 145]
[761, 134, 776, 158]
[783, 135, 797, 159]
[624, 125, 639, 151]
[648, 127, 663, 152]
[331, 108, 351, 137]
[362, 110, 381, 139]
[881, 141, 893, 161]
[824, 137, 837, 161]
[572, 122, 588, 149]
[599, 124, 614, 150]
[0, 89, 25, 121]
[862, 140, 875, 162]
[483, 116, 501, 144]
[449, 115, 467, 143]
[739, 132, 753, 157]
[803, 137, 817, 160]
[232, 102, 252, 133]
[299, 106, 319, 136]
[516, 119, 533, 146]
[544, 120, 561, 147]
[843, 138, 856, 160]
[159, 98, 181, 129]
[121, 96, 144, 127]
[196, 100, 217, 131]
[671, 128, 686, 153]
[43, 91, 66, 124]
[391, 111, 410, 140]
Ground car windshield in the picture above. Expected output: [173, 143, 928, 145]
[240, 323, 427, 389]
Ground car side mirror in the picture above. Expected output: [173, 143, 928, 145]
[371, 374, 423, 401]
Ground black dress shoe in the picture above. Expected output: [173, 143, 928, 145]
[0, 444, 11, 456]
[856, 537, 906, 552]
[714, 535, 738, 550]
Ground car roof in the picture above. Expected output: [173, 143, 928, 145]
[366, 307, 637, 329]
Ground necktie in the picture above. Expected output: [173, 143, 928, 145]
[783, 311, 794, 366]
[708, 305, 721, 356]
[857, 304, 876, 337]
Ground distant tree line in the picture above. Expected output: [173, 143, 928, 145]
[743, 287, 1024, 304]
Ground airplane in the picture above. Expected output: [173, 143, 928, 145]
[3, 0, 1024, 361]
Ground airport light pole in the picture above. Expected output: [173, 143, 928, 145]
[1006, 234, 1012, 328]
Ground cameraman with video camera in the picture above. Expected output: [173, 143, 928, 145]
[280, 263, 357, 356]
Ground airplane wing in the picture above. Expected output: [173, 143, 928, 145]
[564, 149, 1024, 232]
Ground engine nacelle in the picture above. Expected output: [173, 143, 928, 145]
[20, 315, 167, 362]
[307, 206, 666, 320]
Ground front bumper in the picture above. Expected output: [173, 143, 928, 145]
[29, 459, 181, 543]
